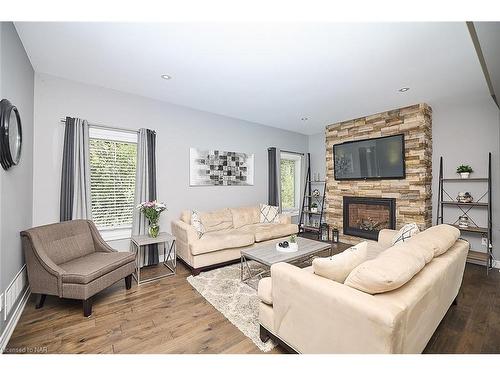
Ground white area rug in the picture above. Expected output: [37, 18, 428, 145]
[187, 262, 276, 352]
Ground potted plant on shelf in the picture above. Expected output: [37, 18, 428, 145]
[311, 202, 318, 213]
[137, 200, 167, 238]
[456, 165, 473, 179]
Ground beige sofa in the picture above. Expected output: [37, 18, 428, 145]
[258, 225, 468, 353]
[171, 206, 298, 274]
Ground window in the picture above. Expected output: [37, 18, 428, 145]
[280, 152, 302, 213]
[89, 128, 137, 233]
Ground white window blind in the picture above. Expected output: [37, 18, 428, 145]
[89, 128, 137, 229]
[280, 152, 302, 212]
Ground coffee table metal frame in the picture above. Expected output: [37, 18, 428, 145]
[240, 237, 332, 288]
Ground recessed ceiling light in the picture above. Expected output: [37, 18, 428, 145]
[398, 87, 410, 92]
[301, 117, 309, 121]
[161, 74, 172, 80]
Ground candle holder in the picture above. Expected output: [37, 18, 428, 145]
[331, 227, 339, 243]
[320, 223, 330, 241]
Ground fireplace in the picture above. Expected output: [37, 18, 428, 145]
[343, 196, 396, 240]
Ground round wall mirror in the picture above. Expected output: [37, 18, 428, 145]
[0, 99, 23, 170]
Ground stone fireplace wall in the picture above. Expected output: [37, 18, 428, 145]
[325, 103, 433, 244]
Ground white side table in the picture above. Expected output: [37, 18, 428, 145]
[131, 232, 176, 285]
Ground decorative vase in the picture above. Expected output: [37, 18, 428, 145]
[460, 172, 470, 179]
[311, 207, 318, 213]
[148, 222, 160, 238]
[459, 215, 469, 228]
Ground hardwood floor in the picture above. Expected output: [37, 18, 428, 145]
[5, 256, 500, 354]
[423, 263, 500, 354]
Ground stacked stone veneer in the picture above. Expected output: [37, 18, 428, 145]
[325, 103, 433, 244]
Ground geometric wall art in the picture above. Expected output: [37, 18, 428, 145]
[189, 148, 255, 186]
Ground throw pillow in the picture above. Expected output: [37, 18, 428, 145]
[260, 204, 280, 223]
[344, 243, 426, 294]
[312, 241, 368, 283]
[407, 224, 460, 257]
[392, 223, 420, 246]
[190, 210, 205, 238]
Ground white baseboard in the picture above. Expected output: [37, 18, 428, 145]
[0, 286, 30, 353]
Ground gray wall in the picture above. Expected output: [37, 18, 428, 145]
[32, 73, 308, 249]
[308, 132, 327, 181]
[308, 98, 500, 262]
[0, 22, 34, 336]
[432, 96, 500, 262]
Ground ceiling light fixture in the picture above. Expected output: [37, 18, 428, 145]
[161, 74, 172, 80]
[398, 87, 410, 92]
[301, 117, 309, 121]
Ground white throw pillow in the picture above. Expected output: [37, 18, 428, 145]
[312, 242, 368, 283]
[190, 210, 205, 238]
[260, 204, 280, 223]
[392, 223, 420, 246]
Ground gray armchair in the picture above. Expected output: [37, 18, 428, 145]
[21, 220, 136, 317]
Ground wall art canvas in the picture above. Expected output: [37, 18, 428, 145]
[189, 148, 254, 186]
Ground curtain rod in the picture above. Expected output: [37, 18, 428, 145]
[60, 117, 141, 135]
[267, 147, 304, 156]
[280, 149, 305, 156]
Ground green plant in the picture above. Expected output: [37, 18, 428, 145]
[456, 165, 473, 173]
[289, 234, 297, 243]
[311, 202, 318, 208]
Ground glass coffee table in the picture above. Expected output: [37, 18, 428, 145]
[240, 236, 332, 288]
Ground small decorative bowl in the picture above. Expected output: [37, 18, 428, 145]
[276, 243, 298, 253]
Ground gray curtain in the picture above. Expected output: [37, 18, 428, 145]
[132, 128, 159, 266]
[60, 117, 92, 221]
[267, 147, 281, 209]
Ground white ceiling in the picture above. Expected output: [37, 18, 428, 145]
[15, 22, 492, 135]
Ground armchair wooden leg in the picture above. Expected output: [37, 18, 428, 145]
[125, 274, 132, 290]
[35, 294, 46, 309]
[260, 325, 270, 343]
[83, 298, 92, 317]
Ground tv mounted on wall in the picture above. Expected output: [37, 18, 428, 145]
[333, 134, 406, 180]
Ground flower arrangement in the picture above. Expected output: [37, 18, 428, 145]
[137, 200, 167, 237]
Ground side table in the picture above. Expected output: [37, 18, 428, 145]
[131, 232, 176, 285]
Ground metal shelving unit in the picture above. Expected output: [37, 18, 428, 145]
[298, 153, 327, 238]
[436, 153, 493, 274]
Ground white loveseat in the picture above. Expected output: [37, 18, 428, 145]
[258, 224, 468, 353]
[171, 206, 298, 274]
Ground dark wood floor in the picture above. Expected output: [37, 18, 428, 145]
[423, 263, 500, 353]
[5, 251, 500, 354]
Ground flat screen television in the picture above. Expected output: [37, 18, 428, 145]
[333, 134, 405, 180]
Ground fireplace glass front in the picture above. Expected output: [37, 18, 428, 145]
[343, 196, 396, 240]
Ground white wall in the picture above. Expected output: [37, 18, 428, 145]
[32, 73, 308, 249]
[308, 97, 500, 261]
[0, 22, 34, 339]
